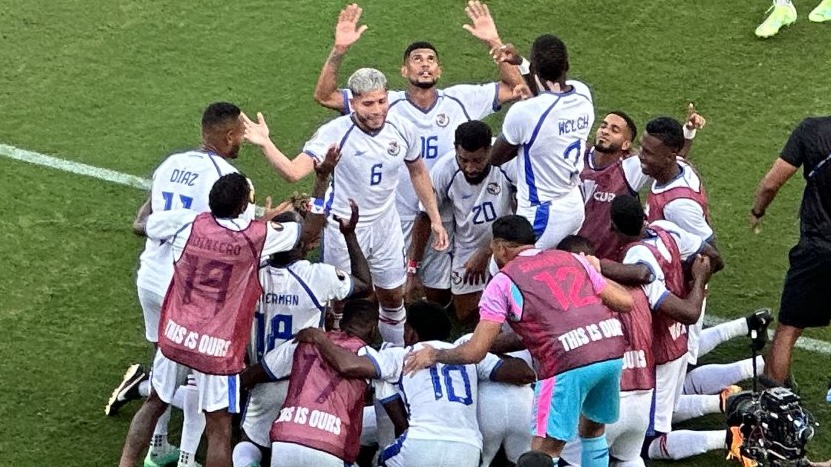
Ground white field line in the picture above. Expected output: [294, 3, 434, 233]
[3, 143, 831, 355]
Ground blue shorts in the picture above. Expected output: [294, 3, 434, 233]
[531, 358, 623, 441]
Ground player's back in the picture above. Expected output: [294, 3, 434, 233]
[137, 150, 238, 293]
[505, 80, 595, 208]
[397, 340, 483, 448]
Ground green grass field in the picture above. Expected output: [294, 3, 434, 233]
[1, 0, 830, 464]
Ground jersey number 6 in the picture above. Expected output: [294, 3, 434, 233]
[370, 163, 383, 186]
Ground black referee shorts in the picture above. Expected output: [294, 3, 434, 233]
[779, 238, 831, 328]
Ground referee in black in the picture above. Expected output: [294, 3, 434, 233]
[751, 116, 831, 386]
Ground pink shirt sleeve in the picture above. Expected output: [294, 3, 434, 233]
[478, 272, 521, 323]
[573, 254, 608, 294]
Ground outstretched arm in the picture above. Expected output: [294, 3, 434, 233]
[242, 112, 315, 183]
[407, 159, 449, 251]
[677, 104, 706, 159]
[750, 157, 799, 231]
[335, 200, 373, 297]
[403, 320, 502, 375]
[295, 328, 378, 379]
[313, 4, 368, 112]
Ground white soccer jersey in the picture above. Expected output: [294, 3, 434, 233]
[344, 84, 501, 221]
[136, 150, 243, 295]
[647, 160, 714, 242]
[303, 114, 420, 226]
[622, 220, 704, 309]
[430, 153, 516, 254]
[249, 260, 354, 365]
[374, 341, 501, 449]
[502, 81, 595, 209]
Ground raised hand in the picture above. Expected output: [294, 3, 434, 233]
[463, 248, 490, 285]
[691, 254, 713, 282]
[334, 3, 368, 50]
[462, 0, 501, 47]
[260, 195, 294, 220]
[333, 199, 359, 234]
[403, 344, 438, 376]
[685, 103, 707, 130]
[490, 43, 521, 65]
[314, 144, 341, 178]
[241, 112, 271, 147]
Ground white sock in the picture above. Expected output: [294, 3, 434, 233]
[648, 430, 725, 460]
[178, 450, 199, 467]
[151, 407, 172, 452]
[672, 395, 721, 423]
[775, 0, 792, 6]
[379, 304, 406, 345]
[139, 380, 151, 398]
[683, 357, 763, 395]
[180, 383, 206, 459]
[171, 385, 187, 410]
[232, 441, 263, 467]
[698, 318, 748, 358]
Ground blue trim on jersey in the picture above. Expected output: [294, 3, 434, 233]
[523, 97, 562, 204]
[286, 267, 325, 312]
[633, 259, 658, 284]
[364, 350, 383, 378]
[207, 154, 225, 178]
[389, 98, 407, 112]
[653, 290, 670, 312]
[488, 359, 504, 381]
[497, 164, 516, 186]
[532, 203, 550, 240]
[654, 164, 687, 189]
[379, 431, 408, 465]
[385, 120, 409, 146]
[492, 82, 501, 111]
[229, 219, 242, 229]
[404, 90, 439, 114]
[261, 359, 279, 381]
[228, 376, 239, 413]
[170, 221, 194, 247]
[342, 89, 351, 114]
[378, 393, 402, 404]
[443, 94, 471, 121]
[446, 168, 464, 200]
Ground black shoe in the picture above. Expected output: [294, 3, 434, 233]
[105, 364, 148, 416]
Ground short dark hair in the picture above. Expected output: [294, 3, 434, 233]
[610, 195, 645, 237]
[406, 301, 451, 342]
[403, 41, 438, 61]
[201, 102, 241, 133]
[455, 120, 492, 152]
[530, 34, 569, 83]
[645, 116, 685, 152]
[557, 235, 596, 255]
[516, 451, 554, 467]
[209, 173, 250, 218]
[340, 299, 379, 330]
[492, 215, 536, 246]
[608, 110, 638, 142]
[268, 211, 303, 266]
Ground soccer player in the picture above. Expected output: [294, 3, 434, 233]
[404, 215, 634, 466]
[312, 2, 524, 305]
[407, 120, 516, 325]
[107, 102, 257, 467]
[755, 0, 831, 38]
[243, 68, 448, 345]
[751, 115, 831, 386]
[296, 300, 536, 467]
[488, 35, 594, 249]
[118, 163, 330, 467]
[606, 195, 726, 461]
[233, 202, 373, 467]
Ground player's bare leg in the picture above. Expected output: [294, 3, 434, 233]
[119, 392, 169, 467]
[763, 323, 803, 384]
[204, 410, 233, 467]
[531, 435, 566, 461]
[377, 287, 406, 344]
[423, 286, 451, 309]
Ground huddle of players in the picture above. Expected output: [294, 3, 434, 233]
[107, 2, 776, 467]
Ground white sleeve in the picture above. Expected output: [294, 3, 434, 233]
[368, 347, 406, 382]
[621, 156, 652, 191]
[145, 210, 199, 241]
[622, 246, 670, 310]
[309, 263, 354, 301]
[652, 220, 704, 260]
[302, 122, 340, 162]
[501, 104, 529, 145]
[430, 155, 454, 209]
[262, 341, 297, 380]
[476, 353, 504, 381]
[663, 199, 714, 242]
[262, 221, 301, 256]
[374, 380, 402, 404]
[398, 119, 421, 162]
[444, 83, 500, 120]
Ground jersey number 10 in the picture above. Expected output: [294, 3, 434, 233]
[430, 364, 473, 405]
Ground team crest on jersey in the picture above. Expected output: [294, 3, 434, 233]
[486, 183, 501, 195]
[451, 271, 463, 285]
[387, 141, 401, 156]
[436, 113, 449, 127]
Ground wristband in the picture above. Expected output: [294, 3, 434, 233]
[519, 58, 531, 75]
[407, 260, 420, 275]
[309, 198, 326, 215]
[683, 126, 697, 140]
[751, 207, 765, 218]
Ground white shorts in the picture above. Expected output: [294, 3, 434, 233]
[151, 351, 241, 413]
[401, 219, 453, 290]
[478, 382, 533, 465]
[138, 287, 164, 343]
[360, 405, 378, 447]
[517, 187, 585, 250]
[270, 442, 345, 467]
[686, 291, 708, 364]
[380, 436, 480, 467]
[242, 380, 289, 448]
[323, 210, 405, 290]
[450, 247, 488, 296]
[653, 356, 687, 433]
